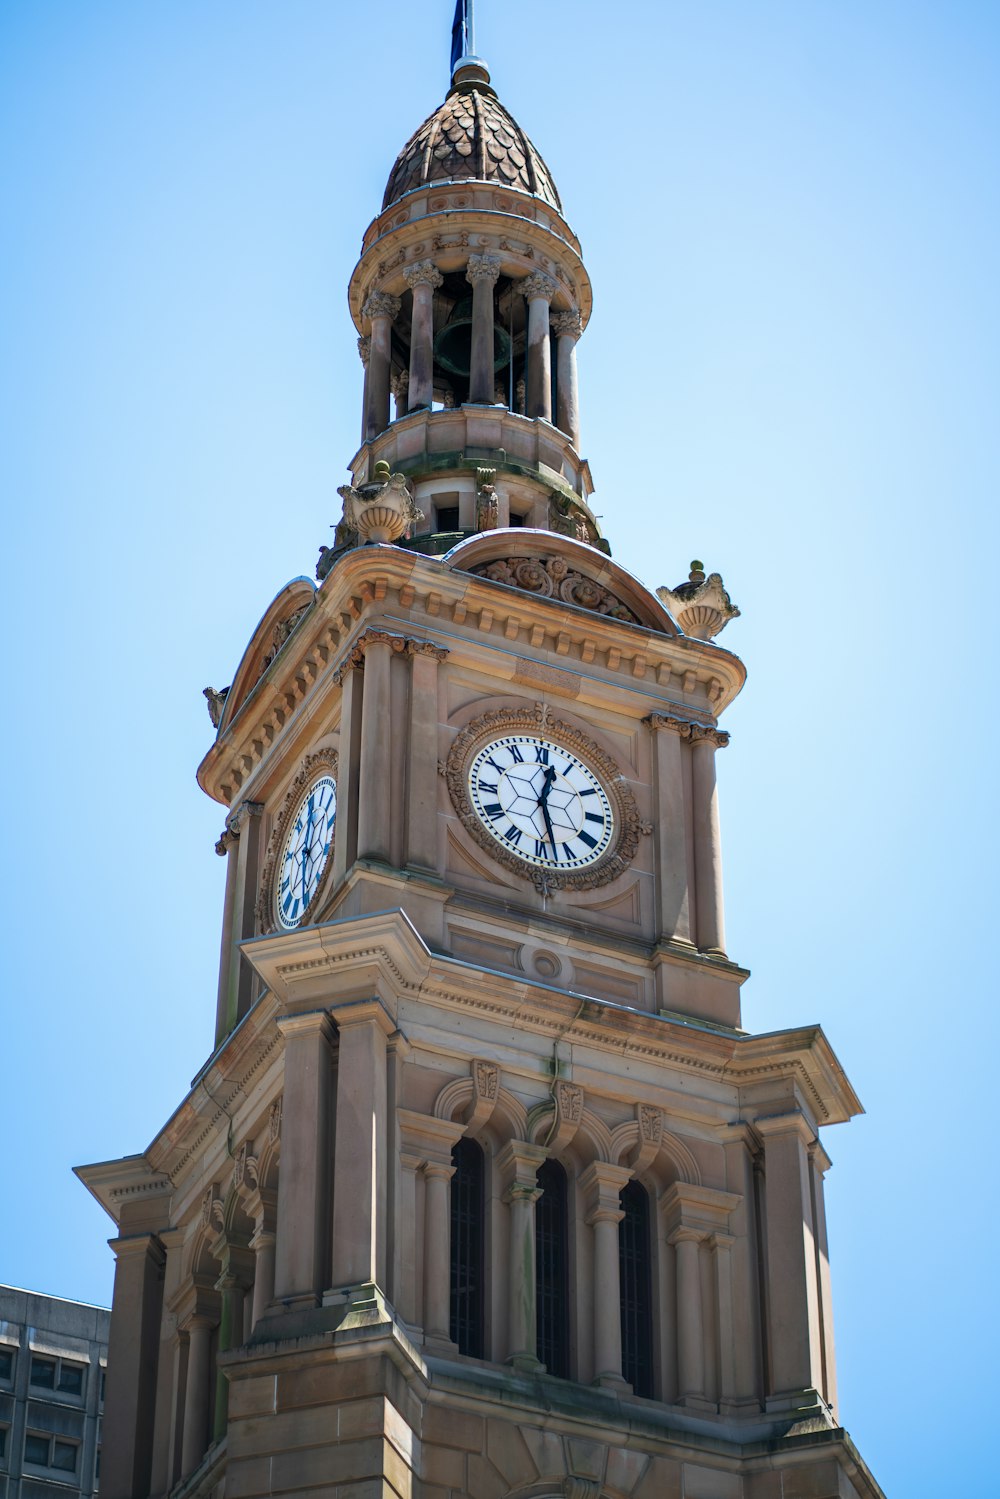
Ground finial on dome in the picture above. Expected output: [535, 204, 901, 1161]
[450, 0, 491, 88]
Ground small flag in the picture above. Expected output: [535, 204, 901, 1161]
[451, 0, 471, 73]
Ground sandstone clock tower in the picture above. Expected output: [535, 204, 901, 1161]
[79, 23, 883, 1499]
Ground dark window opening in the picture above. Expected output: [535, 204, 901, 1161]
[29, 1356, 55, 1389]
[0, 1349, 12, 1381]
[436, 506, 460, 533]
[508, 511, 526, 526]
[58, 1362, 84, 1396]
[25, 1435, 49, 1465]
[619, 1179, 654, 1397]
[535, 1158, 570, 1377]
[450, 1137, 485, 1358]
[52, 1441, 78, 1474]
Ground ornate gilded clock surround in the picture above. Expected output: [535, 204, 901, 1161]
[257, 746, 339, 934]
[443, 703, 648, 892]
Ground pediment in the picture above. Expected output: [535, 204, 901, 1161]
[441, 530, 679, 635]
[215, 578, 316, 736]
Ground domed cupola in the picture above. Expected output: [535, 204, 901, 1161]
[339, 29, 601, 565]
[382, 61, 562, 214]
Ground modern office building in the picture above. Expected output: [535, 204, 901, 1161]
[0, 1286, 108, 1499]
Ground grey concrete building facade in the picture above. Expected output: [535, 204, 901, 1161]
[0, 1286, 108, 1499]
[77, 15, 883, 1499]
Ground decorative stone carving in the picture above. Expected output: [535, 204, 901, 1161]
[361, 290, 401, 324]
[357, 335, 371, 367]
[443, 703, 648, 893]
[557, 1081, 584, 1125]
[233, 1143, 259, 1194]
[256, 747, 339, 933]
[259, 606, 310, 679]
[469, 555, 638, 624]
[203, 685, 230, 728]
[474, 1059, 499, 1103]
[201, 1187, 224, 1232]
[550, 501, 593, 545]
[268, 1096, 282, 1143]
[337, 459, 424, 544]
[688, 723, 731, 750]
[519, 270, 557, 303]
[657, 561, 741, 640]
[403, 258, 443, 291]
[550, 308, 583, 339]
[515, 377, 525, 413]
[465, 252, 501, 286]
[390, 368, 409, 402]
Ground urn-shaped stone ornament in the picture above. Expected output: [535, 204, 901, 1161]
[337, 461, 423, 544]
[657, 561, 741, 640]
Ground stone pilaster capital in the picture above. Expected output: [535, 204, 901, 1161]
[357, 334, 371, 366]
[809, 1138, 833, 1175]
[644, 711, 695, 739]
[668, 1224, 705, 1249]
[579, 1160, 632, 1226]
[407, 639, 449, 661]
[550, 308, 583, 339]
[275, 1009, 336, 1045]
[404, 258, 444, 292]
[688, 723, 730, 750]
[423, 1160, 456, 1183]
[215, 827, 237, 856]
[108, 1233, 167, 1267]
[497, 1138, 547, 1199]
[519, 271, 558, 304]
[465, 253, 501, 287]
[248, 1225, 276, 1253]
[754, 1109, 816, 1149]
[390, 368, 409, 399]
[397, 1107, 466, 1165]
[708, 1231, 736, 1253]
[362, 290, 401, 324]
[661, 1180, 742, 1240]
[329, 994, 397, 1037]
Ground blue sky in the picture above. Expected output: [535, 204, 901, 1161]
[2, 3, 998, 1494]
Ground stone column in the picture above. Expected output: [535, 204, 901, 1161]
[423, 1161, 456, 1341]
[520, 272, 557, 422]
[551, 308, 583, 447]
[330, 1000, 395, 1291]
[756, 1111, 825, 1411]
[645, 714, 696, 947]
[102, 1234, 166, 1499]
[179, 1317, 213, 1477]
[404, 260, 443, 410]
[215, 800, 264, 1043]
[272, 1011, 334, 1308]
[213, 826, 240, 1045]
[249, 1225, 276, 1330]
[357, 632, 392, 863]
[331, 656, 363, 888]
[809, 1139, 839, 1414]
[212, 1245, 253, 1442]
[670, 1228, 706, 1403]
[466, 254, 502, 404]
[391, 368, 409, 421]
[690, 725, 729, 956]
[406, 642, 448, 873]
[497, 1140, 546, 1370]
[357, 335, 371, 445]
[580, 1162, 631, 1389]
[363, 291, 400, 440]
[710, 1233, 737, 1407]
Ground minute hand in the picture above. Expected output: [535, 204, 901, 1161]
[538, 767, 559, 857]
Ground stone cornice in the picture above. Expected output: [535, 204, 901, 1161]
[196, 546, 745, 809]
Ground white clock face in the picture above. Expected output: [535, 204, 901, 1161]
[467, 734, 615, 871]
[275, 774, 337, 931]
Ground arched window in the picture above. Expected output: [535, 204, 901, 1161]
[535, 1159, 570, 1378]
[450, 1137, 485, 1357]
[619, 1179, 653, 1397]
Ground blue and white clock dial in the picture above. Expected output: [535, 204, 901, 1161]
[275, 774, 337, 930]
[467, 734, 614, 871]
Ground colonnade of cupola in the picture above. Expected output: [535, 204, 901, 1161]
[342, 59, 597, 538]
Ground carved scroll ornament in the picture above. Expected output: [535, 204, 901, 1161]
[470, 556, 637, 623]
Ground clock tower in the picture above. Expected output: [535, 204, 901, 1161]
[79, 22, 883, 1499]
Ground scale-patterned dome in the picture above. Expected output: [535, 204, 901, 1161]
[382, 80, 562, 212]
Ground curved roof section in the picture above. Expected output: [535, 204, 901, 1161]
[216, 578, 316, 737]
[441, 530, 680, 636]
[382, 81, 562, 212]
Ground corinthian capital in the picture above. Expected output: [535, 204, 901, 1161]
[404, 258, 443, 291]
[465, 253, 501, 287]
[519, 271, 557, 304]
[550, 308, 583, 339]
[357, 334, 371, 366]
[362, 290, 401, 323]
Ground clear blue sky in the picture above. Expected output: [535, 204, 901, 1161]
[2, 4, 998, 1494]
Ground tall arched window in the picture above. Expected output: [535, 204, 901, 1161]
[535, 1158, 570, 1378]
[619, 1179, 653, 1397]
[450, 1137, 485, 1357]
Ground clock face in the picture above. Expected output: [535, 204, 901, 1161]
[275, 774, 337, 931]
[467, 734, 615, 871]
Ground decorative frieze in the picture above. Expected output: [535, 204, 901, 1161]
[469, 555, 639, 624]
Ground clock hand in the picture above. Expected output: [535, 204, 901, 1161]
[537, 766, 558, 853]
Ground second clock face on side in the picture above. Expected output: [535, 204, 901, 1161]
[275, 773, 337, 931]
[467, 734, 615, 871]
